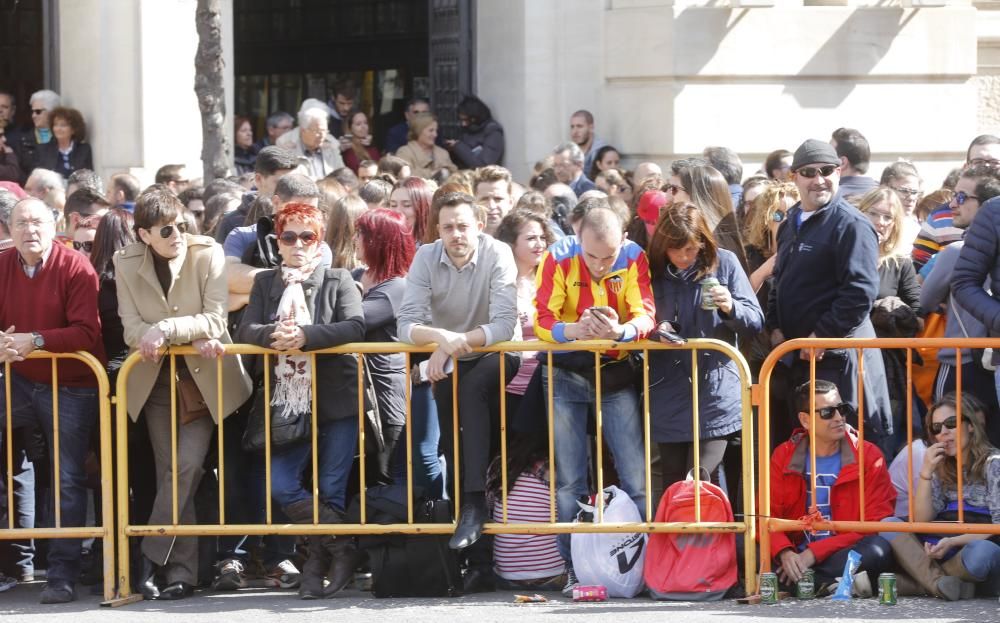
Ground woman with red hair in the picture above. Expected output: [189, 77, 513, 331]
[389, 176, 434, 244]
[236, 203, 365, 600]
[354, 208, 416, 484]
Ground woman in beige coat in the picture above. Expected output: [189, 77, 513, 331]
[115, 188, 251, 600]
[394, 113, 458, 180]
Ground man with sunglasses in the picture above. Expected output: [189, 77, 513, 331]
[0, 198, 105, 603]
[921, 165, 1000, 427]
[768, 379, 895, 595]
[767, 138, 894, 459]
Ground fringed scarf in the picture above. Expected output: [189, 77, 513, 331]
[271, 262, 318, 419]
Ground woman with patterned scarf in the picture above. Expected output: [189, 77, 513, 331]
[237, 203, 366, 599]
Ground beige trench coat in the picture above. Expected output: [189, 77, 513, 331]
[114, 234, 251, 422]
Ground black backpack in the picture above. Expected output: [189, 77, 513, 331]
[346, 484, 462, 598]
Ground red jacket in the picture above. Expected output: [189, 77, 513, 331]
[768, 427, 896, 563]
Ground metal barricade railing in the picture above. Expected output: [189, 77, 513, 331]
[1, 351, 115, 601]
[112, 338, 758, 601]
[757, 337, 1000, 579]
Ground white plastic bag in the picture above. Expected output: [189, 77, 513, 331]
[570, 485, 646, 598]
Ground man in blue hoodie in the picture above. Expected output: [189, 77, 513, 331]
[767, 138, 894, 459]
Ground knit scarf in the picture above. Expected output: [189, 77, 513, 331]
[271, 262, 317, 419]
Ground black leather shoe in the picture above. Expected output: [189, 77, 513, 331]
[449, 500, 487, 550]
[39, 580, 76, 604]
[462, 565, 495, 594]
[138, 556, 160, 600]
[158, 581, 194, 600]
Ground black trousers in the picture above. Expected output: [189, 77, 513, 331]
[433, 352, 518, 495]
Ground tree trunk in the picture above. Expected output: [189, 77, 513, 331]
[194, 0, 230, 183]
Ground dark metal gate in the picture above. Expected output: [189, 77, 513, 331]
[427, 0, 475, 140]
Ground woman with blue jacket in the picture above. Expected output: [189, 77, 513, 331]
[647, 202, 763, 489]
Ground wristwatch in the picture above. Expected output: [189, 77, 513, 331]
[31, 332, 45, 350]
[156, 320, 173, 341]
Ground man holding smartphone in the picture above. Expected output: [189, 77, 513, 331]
[534, 199, 656, 596]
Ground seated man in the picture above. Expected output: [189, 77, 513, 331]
[769, 379, 895, 594]
[533, 199, 654, 595]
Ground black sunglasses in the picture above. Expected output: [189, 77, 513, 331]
[72, 240, 94, 253]
[153, 222, 189, 238]
[795, 165, 839, 179]
[277, 230, 319, 246]
[802, 403, 853, 420]
[929, 415, 970, 436]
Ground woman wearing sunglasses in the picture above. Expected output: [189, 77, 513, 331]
[646, 202, 763, 491]
[236, 203, 365, 600]
[115, 189, 252, 599]
[883, 393, 1000, 599]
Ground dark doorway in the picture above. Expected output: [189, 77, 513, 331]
[233, 0, 431, 152]
[0, 0, 46, 130]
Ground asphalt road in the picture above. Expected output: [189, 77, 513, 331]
[1, 581, 999, 623]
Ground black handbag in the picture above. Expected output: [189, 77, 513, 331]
[242, 380, 312, 452]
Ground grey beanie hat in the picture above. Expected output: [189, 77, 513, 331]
[791, 139, 841, 171]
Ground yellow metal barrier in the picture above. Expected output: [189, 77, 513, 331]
[757, 337, 1000, 580]
[112, 338, 757, 601]
[1, 351, 115, 601]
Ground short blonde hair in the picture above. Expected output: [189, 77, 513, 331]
[408, 113, 438, 142]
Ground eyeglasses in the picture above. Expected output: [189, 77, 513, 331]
[893, 187, 921, 198]
[72, 241, 94, 253]
[664, 184, 687, 196]
[795, 165, 839, 179]
[929, 415, 970, 435]
[954, 191, 980, 206]
[809, 403, 853, 420]
[278, 230, 319, 246]
[30, 109, 45, 115]
[970, 158, 1000, 168]
[154, 222, 189, 238]
[13, 218, 54, 230]
[771, 210, 787, 223]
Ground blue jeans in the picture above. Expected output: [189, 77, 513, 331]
[0, 437, 35, 578]
[269, 417, 358, 512]
[541, 365, 647, 562]
[0, 372, 97, 584]
[399, 382, 444, 499]
[959, 539, 1000, 594]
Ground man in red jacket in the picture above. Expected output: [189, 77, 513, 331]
[0, 198, 104, 603]
[769, 379, 895, 594]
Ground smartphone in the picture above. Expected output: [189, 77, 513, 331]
[655, 321, 686, 344]
[342, 133, 353, 140]
[417, 357, 455, 382]
[589, 306, 615, 319]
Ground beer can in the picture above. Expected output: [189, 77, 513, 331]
[700, 277, 720, 310]
[877, 573, 897, 605]
[759, 572, 779, 604]
[572, 585, 608, 602]
[796, 568, 815, 600]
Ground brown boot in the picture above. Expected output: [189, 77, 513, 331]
[889, 533, 970, 600]
[941, 549, 979, 599]
[282, 499, 329, 600]
[894, 571, 927, 596]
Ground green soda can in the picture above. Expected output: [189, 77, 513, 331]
[700, 277, 720, 310]
[878, 573, 897, 605]
[759, 572, 779, 604]
[796, 568, 815, 599]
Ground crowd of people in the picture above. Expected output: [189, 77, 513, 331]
[2, 83, 1000, 605]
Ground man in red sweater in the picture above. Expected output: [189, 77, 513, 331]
[768, 379, 895, 595]
[0, 198, 104, 603]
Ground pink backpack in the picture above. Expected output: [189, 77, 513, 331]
[644, 474, 737, 600]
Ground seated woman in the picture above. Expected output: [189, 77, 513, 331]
[646, 202, 763, 491]
[395, 113, 457, 180]
[236, 203, 365, 600]
[115, 189, 251, 600]
[341, 111, 381, 174]
[883, 393, 1000, 599]
[37, 106, 93, 179]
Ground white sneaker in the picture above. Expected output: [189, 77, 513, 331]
[0, 573, 16, 593]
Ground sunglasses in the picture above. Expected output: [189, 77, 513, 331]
[72, 241, 94, 253]
[277, 230, 319, 246]
[954, 191, 980, 206]
[664, 184, 687, 196]
[803, 403, 853, 420]
[893, 187, 921, 198]
[929, 415, 970, 435]
[771, 210, 787, 223]
[970, 157, 1000, 168]
[153, 222, 189, 238]
[795, 165, 839, 179]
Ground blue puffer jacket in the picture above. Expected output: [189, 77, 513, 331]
[953, 197, 1000, 346]
[649, 249, 763, 443]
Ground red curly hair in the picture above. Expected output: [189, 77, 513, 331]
[274, 203, 326, 238]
